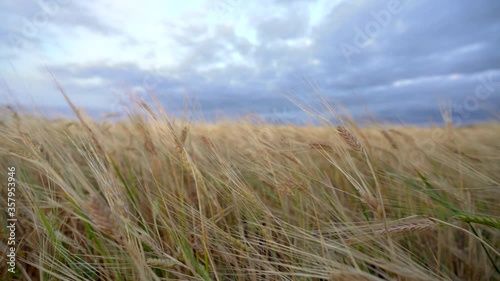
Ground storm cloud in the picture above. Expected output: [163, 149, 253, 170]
[1, 0, 499, 124]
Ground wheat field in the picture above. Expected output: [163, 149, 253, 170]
[1, 99, 499, 280]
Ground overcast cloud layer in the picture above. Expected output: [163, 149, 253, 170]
[1, 0, 499, 125]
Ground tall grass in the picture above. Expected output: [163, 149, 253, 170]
[0, 99, 499, 280]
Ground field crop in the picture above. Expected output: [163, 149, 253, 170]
[1, 98, 499, 280]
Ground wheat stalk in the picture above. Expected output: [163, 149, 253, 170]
[51, 76, 105, 154]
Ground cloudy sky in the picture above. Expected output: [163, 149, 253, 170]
[1, 0, 499, 124]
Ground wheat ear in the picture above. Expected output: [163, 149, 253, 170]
[454, 214, 500, 229]
[337, 126, 363, 152]
[374, 218, 436, 236]
[388, 129, 416, 145]
[381, 130, 398, 150]
[146, 258, 177, 268]
[309, 142, 334, 152]
[200, 135, 215, 149]
[87, 194, 123, 242]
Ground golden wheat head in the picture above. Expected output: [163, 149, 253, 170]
[337, 126, 363, 152]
